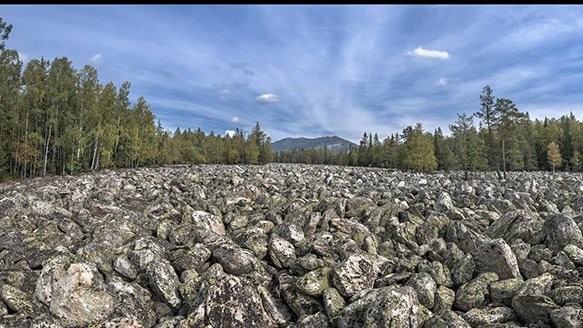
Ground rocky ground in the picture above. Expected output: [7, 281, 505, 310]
[1, 164, 583, 327]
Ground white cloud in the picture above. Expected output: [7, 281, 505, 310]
[219, 88, 231, 96]
[435, 78, 448, 86]
[231, 116, 240, 123]
[90, 53, 103, 64]
[408, 46, 450, 60]
[255, 93, 280, 104]
[225, 130, 236, 138]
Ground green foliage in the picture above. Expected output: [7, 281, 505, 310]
[401, 124, 438, 172]
[547, 141, 562, 173]
[0, 17, 12, 51]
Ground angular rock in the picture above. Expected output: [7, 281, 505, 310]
[462, 307, 516, 326]
[43, 263, 114, 326]
[332, 254, 379, 297]
[323, 287, 346, 318]
[0, 283, 34, 314]
[454, 272, 499, 311]
[335, 285, 419, 328]
[295, 267, 331, 297]
[485, 210, 545, 245]
[544, 214, 583, 253]
[452, 253, 475, 287]
[405, 272, 437, 309]
[474, 238, 522, 280]
[269, 236, 297, 269]
[146, 259, 181, 310]
[489, 278, 525, 304]
[432, 285, 455, 313]
[550, 306, 583, 328]
[212, 243, 258, 275]
[204, 275, 271, 328]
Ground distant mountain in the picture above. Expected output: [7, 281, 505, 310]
[272, 136, 358, 152]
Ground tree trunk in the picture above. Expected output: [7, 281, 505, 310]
[501, 139, 507, 180]
[91, 136, 98, 171]
[42, 129, 51, 177]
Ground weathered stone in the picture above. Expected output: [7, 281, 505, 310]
[204, 275, 271, 328]
[564, 244, 583, 266]
[43, 263, 114, 326]
[452, 253, 475, 287]
[405, 272, 437, 309]
[463, 307, 516, 326]
[550, 306, 583, 328]
[489, 278, 525, 304]
[544, 214, 583, 253]
[485, 210, 545, 245]
[548, 285, 583, 305]
[474, 238, 522, 280]
[212, 243, 258, 275]
[332, 254, 379, 297]
[0, 283, 34, 314]
[454, 272, 499, 311]
[269, 236, 297, 269]
[295, 267, 331, 297]
[114, 254, 138, 280]
[432, 285, 455, 313]
[323, 287, 346, 318]
[146, 259, 181, 310]
[335, 285, 419, 328]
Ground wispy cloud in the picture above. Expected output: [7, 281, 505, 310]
[4, 5, 583, 142]
[408, 46, 450, 60]
[90, 53, 103, 64]
[255, 93, 280, 104]
[435, 78, 448, 86]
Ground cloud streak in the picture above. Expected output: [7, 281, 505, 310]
[255, 93, 280, 104]
[408, 46, 450, 60]
[90, 53, 103, 64]
[4, 5, 583, 143]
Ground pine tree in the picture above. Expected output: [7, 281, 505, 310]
[401, 123, 437, 172]
[476, 85, 500, 175]
[450, 113, 475, 179]
[495, 98, 526, 179]
[358, 132, 369, 167]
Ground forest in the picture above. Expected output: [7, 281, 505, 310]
[1, 17, 581, 182]
[275, 88, 582, 180]
[0, 18, 272, 181]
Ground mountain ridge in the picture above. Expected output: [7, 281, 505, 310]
[272, 135, 357, 152]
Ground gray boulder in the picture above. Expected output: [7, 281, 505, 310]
[474, 238, 522, 280]
[336, 285, 419, 328]
[332, 254, 379, 297]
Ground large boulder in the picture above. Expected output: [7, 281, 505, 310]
[36, 262, 114, 327]
[485, 210, 545, 245]
[474, 238, 522, 280]
[146, 259, 182, 310]
[544, 214, 583, 253]
[335, 285, 419, 328]
[332, 254, 379, 297]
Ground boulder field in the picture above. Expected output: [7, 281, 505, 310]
[1, 164, 583, 327]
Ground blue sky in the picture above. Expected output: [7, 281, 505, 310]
[2, 5, 583, 143]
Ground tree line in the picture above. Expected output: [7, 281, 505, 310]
[1, 17, 580, 181]
[0, 17, 272, 182]
[275, 85, 582, 178]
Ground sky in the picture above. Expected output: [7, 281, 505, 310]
[2, 5, 583, 143]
